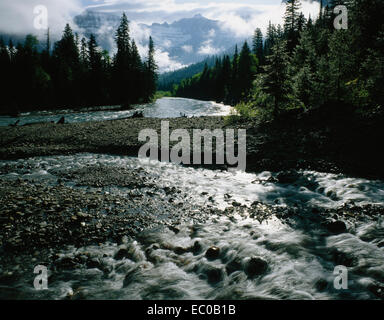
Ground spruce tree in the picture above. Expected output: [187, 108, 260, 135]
[238, 41, 257, 101]
[145, 36, 158, 101]
[113, 13, 133, 105]
[284, 0, 302, 53]
[252, 28, 264, 67]
[262, 40, 290, 116]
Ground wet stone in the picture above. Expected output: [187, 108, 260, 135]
[191, 241, 202, 255]
[114, 248, 129, 260]
[200, 264, 224, 284]
[244, 257, 268, 278]
[315, 278, 329, 291]
[174, 247, 187, 255]
[226, 257, 243, 275]
[326, 220, 347, 234]
[276, 170, 300, 184]
[86, 258, 101, 270]
[55, 256, 78, 270]
[205, 246, 220, 260]
[331, 249, 357, 267]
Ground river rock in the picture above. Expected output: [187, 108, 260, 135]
[191, 241, 202, 255]
[326, 220, 347, 234]
[199, 264, 224, 284]
[86, 258, 102, 270]
[244, 257, 268, 278]
[276, 170, 300, 184]
[55, 256, 78, 270]
[226, 257, 243, 275]
[205, 246, 220, 260]
[114, 248, 129, 260]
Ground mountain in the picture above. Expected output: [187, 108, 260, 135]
[74, 10, 245, 72]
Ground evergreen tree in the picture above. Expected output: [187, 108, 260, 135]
[262, 40, 291, 115]
[284, 0, 302, 52]
[238, 41, 258, 101]
[252, 28, 264, 67]
[52, 24, 81, 106]
[264, 22, 277, 56]
[145, 36, 158, 101]
[113, 13, 134, 105]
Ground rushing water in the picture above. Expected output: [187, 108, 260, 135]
[0, 97, 231, 127]
[1, 154, 384, 300]
[0, 97, 383, 299]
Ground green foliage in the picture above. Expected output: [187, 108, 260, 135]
[154, 91, 172, 99]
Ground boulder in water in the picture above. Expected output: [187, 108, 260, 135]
[326, 220, 347, 234]
[276, 170, 300, 184]
[129, 111, 144, 118]
[205, 246, 220, 260]
[244, 257, 268, 278]
[114, 248, 129, 260]
[226, 257, 243, 275]
[199, 264, 224, 284]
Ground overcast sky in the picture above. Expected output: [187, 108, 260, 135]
[0, 0, 320, 37]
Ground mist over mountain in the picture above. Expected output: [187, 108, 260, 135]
[74, 10, 246, 72]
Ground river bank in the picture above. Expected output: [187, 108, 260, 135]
[1, 105, 383, 179]
[1, 104, 384, 299]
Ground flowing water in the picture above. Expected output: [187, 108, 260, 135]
[0, 98, 383, 300]
[1, 154, 384, 300]
[0, 97, 231, 126]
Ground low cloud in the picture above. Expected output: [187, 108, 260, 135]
[155, 49, 188, 72]
[198, 39, 222, 55]
[182, 45, 193, 53]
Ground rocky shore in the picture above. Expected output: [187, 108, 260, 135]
[1, 106, 383, 179]
[1, 110, 383, 299]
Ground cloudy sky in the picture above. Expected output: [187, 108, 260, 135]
[0, 0, 321, 37]
[0, 0, 321, 71]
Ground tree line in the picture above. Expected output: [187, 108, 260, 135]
[0, 13, 158, 115]
[173, 0, 384, 116]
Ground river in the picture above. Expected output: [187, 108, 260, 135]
[0, 97, 231, 127]
[0, 98, 383, 300]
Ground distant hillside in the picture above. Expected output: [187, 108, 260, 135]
[157, 42, 247, 92]
[158, 56, 217, 91]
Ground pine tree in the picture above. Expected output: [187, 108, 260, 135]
[284, 0, 302, 52]
[80, 37, 88, 65]
[252, 28, 264, 66]
[145, 36, 158, 101]
[264, 21, 277, 57]
[238, 41, 258, 100]
[113, 13, 133, 105]
[262, 40, 291, 115]
[231, 45, 240, 103]
[52, 24, 81, 106]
